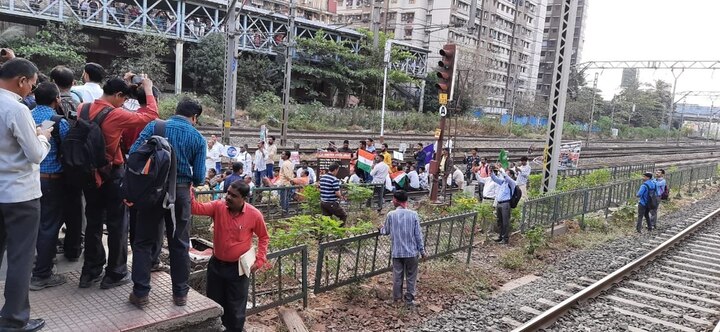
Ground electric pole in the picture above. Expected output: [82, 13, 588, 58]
[371, 0, 381, 49]
[221, 0, 242, 145]
[585, 72, 599, 147]
[280, 0, 296, 147]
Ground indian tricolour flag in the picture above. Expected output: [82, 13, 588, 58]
[391, 171, 407, 187]
[357, 149, 374, 173]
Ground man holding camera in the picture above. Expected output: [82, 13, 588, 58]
[489, 164, 517, 244]
[78, 76, 159, 289]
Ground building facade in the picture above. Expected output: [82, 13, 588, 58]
[336, 0, 546, 110]
[536, 0, 587, 101]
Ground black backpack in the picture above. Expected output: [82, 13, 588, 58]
[58, 94, 79, 126]
[121, 120, 177, 213]
[661, 184, 670, 200]
[61, 103, 113, 187]
[509, 185, 522, 209]
[644, 183, 659, 209]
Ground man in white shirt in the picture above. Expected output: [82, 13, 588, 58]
[234, 144, 253, 177]
[70, 62, 105, 103]
[514, 156, 531, 200]
[418, 167, 429, 190]
[370, 155, 389, 185]
[407, 165, 420, 191]
[205, 135, 223, 174]
[0, 57, 52, 331]
[447, 166, 465, 189]
[254, 141, 267, 186]
[266, 135, 278, 179]
[295, 162, 317, 184]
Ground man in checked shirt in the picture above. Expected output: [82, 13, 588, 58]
[379, 190, 426, 307]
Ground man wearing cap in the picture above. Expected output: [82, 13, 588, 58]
[635, 172, 657, 233]
[338, 140, 352, 153]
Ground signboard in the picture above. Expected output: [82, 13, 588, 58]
[559, 141, 582, 169]
[439, 93, 448, 105]
[290, 151, 300, 166]
[392, 151, 403, 161]
[434, 128, 441, 138]
[439, 105, 447, 117]
[398, 143, 408, 153]
[225, 146, 238, 159]
[316, 152, 352, 180]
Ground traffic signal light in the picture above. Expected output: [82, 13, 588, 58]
[435, 43, 458, 102]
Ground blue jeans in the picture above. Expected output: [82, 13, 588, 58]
[265, 164, 274, 178]
[33, 178, 65, 279]
[254, 170, 264, 187]
[132, 185, 192, 297]
[215, 162, 222, 174]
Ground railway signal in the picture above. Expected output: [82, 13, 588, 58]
[435, 43, 458, 105]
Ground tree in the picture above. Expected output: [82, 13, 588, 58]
[565, 86, 605, 123]
[184, 32, 225, 97]
[110, 33, 170, 88]
[9, 19, 89, 73]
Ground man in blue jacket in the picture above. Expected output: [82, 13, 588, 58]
[636, 172, 657, 233]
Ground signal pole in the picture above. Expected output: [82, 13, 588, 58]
[430, 43, 457, 203]
[585, 72, 599, 147]
[280, 0, 296, 147]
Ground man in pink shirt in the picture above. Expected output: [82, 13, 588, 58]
[191, 180, 269, 332]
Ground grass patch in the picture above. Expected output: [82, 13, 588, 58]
[424, 257, 492, 298]
[498, 249, 528, 270]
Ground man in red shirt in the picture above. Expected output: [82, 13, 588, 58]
[191, 181, 269, 332]
[79, 77, 158, 289]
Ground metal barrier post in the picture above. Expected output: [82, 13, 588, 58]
[605, 184, 613, 219]
[580, 190, 589, 230]
[466, 214, 477, 265]
[521, 202, 528, 232]
[302, 247, 308, 308]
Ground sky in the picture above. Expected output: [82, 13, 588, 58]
[580, 0, 720, 106]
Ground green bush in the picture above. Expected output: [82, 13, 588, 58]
[524, 225, 546, 255]
[158, 92, 221, 122]
[247, 92, 283, 126]
[499, 249, 526, 270]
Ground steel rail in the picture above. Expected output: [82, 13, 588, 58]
[512, 206, 720, 332]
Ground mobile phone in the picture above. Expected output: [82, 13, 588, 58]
[40, 120, 54, 130]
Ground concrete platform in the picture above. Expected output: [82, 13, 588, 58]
[17, 271, 222, 332]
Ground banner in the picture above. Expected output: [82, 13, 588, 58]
[316, 152, 352, 179]
[559, 141, 582, 168]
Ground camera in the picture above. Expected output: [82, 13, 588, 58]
[127, 74, 160, 101]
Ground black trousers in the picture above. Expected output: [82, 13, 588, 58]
[0, 199, 40, 325]
[207, 257, 250, 332]
[81, 168, 128, 280]
[495, 201, 511, 241]
[62, 181, 85, 259]
[33, 178, 65, 279]
[128, 207, 163, 267]
[131, 186, 191, 297]
[637, 204, 652, 232]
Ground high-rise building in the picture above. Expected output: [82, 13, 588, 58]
[536, 0, 588, 101]
[247, 0, 338, 23]
[336, 0, 547, 110]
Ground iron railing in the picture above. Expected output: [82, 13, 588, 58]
[247, 245, 309, 315]
[313, 211, 478, 294]
[520, 163, 718, 234]
[555, 162, 656, 179]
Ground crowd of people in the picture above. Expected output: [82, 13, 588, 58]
[0, 52, 268, 332]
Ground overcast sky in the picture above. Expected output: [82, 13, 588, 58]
[581, 0, 720, 106]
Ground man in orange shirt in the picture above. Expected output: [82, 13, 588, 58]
[78, 77, 159, 289]
[191, 181, 269, 332]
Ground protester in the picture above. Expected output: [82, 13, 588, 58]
[326, 141, 337, 152]
[70, 62, 105, 103]
[381, 143, 392, 167]
[464, 148, 480, 182]
[291, 170, 310, 186]
[448, 166, 465, 189]
[515, 156, 531, 200]
[128, 98, 206, 307]
[414, 143, 427, 172]
[418, 166, 429, 190]
[370, 154, 390, 185]
[266, 136, 278, 179]
[407, 165, 420, 191]
[650, 169, 666, 229]
[295, 161, 316, 184]
[234, 144, 253, 177]
[29, 83, 71, 291]
[0, 57, 51, 331]
[223, 162, 245, 193]
[366, 138, 376, 153]
[490, 164, 516, 244]
[79, 76, 158, 289]
[636, 172, 657, 233]
[191, 181, 269, 332]
[206, 135, 223, 174]
[253, 141, 267, 187]
[319, 163, 347, 223]
[379, 190, 425, 307]
[338, 139, 352, 153]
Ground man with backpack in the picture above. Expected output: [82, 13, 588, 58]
[127, 98, 206, 308]
[0, 57, 51, 332]
[636, 172, 658, 233]
[49, 65, 85, 262]
[70, 76, 158, 289]
[489, 164, 517, 244]
[650, 169, 667, 229]
[29, 82, 72, 291]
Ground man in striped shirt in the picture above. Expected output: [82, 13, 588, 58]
[380, 190, 425, 307]
[319, 162, 347, 224]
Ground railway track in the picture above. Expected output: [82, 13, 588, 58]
[509, 206, 720, 331]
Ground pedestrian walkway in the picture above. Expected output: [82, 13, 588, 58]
[6, 271, 221, 331]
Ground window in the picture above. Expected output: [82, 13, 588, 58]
[404, 28, 413, 37]
[401, 13, 414, 23]
[409, 0, 415, 3]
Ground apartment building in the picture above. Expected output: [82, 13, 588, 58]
[536, 0, 587, 101]
[336, 0, 546, 110]
[246, 0, 338, 23]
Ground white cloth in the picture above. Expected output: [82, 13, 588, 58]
[208, 142, 223, 162]
[0, 89, 50, 203]
[419, 172, 429, 190]
[407, 170, 420, 189]
[295, 167, 317, 184]
[254, 148, 266, 172]
[348, 174, 361, 184]
[483, 178, 498, 199]
[384, 174, 394, 191]
[234, 151, 253, 177]
[71, 82, 103, 103]
[370, 162, 390, 185]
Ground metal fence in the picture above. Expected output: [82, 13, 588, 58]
[520, 163, 718, 233]
[312, 211, 478, 294]
[247, 245, 309, 315]
[557, 162, 656, 179]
